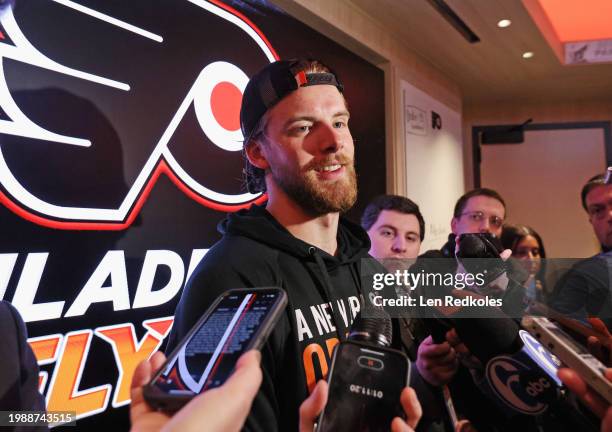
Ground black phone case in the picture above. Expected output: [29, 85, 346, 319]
[142, 287, 287, 412]
[316, 340, 410, 432]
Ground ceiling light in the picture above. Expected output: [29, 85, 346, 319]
[497, 19, 511, 28]
[522, 51, 534, 59]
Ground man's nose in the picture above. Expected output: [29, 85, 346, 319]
[391, 236, 407, 253]
[479, 218, 492, 234]
[318, 123, 344, 154]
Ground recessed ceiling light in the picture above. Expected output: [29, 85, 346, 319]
[497, 19, 512, 28]
[522, 51, 534, 59]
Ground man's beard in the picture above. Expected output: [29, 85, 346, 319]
[271, 158, 358, 216]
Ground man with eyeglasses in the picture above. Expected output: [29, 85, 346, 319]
[441, 188, 506, 256]
[413, 188, 529, 430]
[549, 173, 612, 330]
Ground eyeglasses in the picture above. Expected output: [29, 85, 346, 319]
[460, 211, 504, 228]
[587, 204, 612, 220]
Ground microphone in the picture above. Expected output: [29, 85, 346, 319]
[347, 302, 392, 348]
[456, 233, 508, 286]
[447, 308, 563, 417]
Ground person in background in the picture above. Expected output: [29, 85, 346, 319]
[361, 195, 451, 431]
[416, 187, 516, 388]
[0, 300, 46, 432]
[361, 194, 425, 260]
[502, 224, 547, 302]
[549, 173, 612, 329]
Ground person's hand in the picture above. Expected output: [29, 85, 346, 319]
[130, 350, 262, 432]
[455, 419, 479, 432]
[299, 383, 422, 432]
[586, 317, 612, 366]
[416, 335, 459, 386]
[391, 387, 422, 432]
[130, 351, 171, 431]
[446, 329, 482, 370]
[299, 380, 328, 432]
[557, 367, 612, 431]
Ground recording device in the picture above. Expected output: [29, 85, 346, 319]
[143, 287, 287, 412]
[527, 301, 611, 362]
[316, 306, 410, 432]
[522, 315, 612, 404]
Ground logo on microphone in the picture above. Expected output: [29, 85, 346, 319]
[349, 384, 383, 399]
[486, 355, 556, 415]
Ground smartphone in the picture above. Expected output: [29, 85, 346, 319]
[522, 315, 612, 404]
[144, 287, 287, 412]
[316, 341, 410, 432]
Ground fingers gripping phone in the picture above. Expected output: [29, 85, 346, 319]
[144, 287, 287, 412]
[316, 341, 410, 432]
[522, 315, 612, 404]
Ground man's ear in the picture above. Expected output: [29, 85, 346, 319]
[450, 217, 458, 235]
[245, 139, 270, 171]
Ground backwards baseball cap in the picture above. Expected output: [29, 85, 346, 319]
[240, 59, 344, 193]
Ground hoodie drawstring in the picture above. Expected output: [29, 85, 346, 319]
[309, 247, 347, 342]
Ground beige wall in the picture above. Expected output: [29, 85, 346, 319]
[271, 0, 463, 197]
[464, 100, 612, 257]
[463, 100, 612, 188]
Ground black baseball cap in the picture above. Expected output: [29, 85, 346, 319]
[240, 59, 343, 193]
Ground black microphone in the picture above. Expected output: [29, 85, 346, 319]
[447, 307, 563, 417]
[456, 233, 507, 285]
[347, 302, 392, 348]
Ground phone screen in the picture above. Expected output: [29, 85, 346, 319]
[151, 290, 282, 396]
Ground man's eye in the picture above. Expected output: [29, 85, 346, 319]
[333, 121, 347, 128]
[289, 125, 311, 135]
[380, 230, 393, 237]
[406, 235, 418, 243]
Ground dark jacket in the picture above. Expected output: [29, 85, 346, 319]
[0, 301, 47, 432]
[549, 252, 612, 330]
[166, 205, 375, 432]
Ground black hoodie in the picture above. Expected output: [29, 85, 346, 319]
[166, 205, 374, 431]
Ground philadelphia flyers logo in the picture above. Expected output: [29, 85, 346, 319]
[0, 0, 277, 230]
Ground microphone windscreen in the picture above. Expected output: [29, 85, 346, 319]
[349, 304, 392, 348]
[457, 234, 489, 258]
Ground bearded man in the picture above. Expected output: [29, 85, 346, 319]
[166, 59, 422, 432]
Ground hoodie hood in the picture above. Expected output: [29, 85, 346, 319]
[218, 204, 371, 265]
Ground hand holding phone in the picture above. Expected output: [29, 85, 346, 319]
[315, 341, 410, 432]
[522, 315, 612, 405]
[144, 287, 287, 412]
[131, 350, 262, 432]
